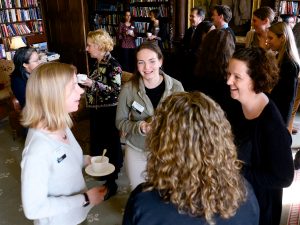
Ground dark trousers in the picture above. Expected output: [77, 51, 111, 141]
[90, 106, 123, 182]
[120, 48, 135, 72]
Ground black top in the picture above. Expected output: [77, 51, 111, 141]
[122, 181, 259, 225]
[145, 80, 165, 109]
[240, 100, 294, 225]
[10, 72, 28, 108]
[270, 54, 299, 125]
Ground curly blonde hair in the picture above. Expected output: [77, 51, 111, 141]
[145, 92, 247, 225]
[87, 29, 114, 52]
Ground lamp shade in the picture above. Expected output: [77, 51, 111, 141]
[10, 36, 26, 50]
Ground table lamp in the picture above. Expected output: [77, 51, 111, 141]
[10, 36, 26, 50]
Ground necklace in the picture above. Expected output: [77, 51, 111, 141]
[62, 133, 67, 140]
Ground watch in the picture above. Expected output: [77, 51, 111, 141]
[82, 192, 90, 207]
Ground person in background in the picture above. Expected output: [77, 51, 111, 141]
[268, 22, 300, 131]
[11, 47, 40, 108]
[193, 29, 248, 148]
[245, 6, 275, 49]
[281, 14, 296, 29]
[181, 6, 213, 90]
[211, 5, 236, 42]
[81, 29, 123, 200]
[116, 42, 184, 190]
[21, 62, 106, 225]
[294, 19, 300, 54]
[118, 10, 137, 72]
[146, 9, 168, 50]
[182, 7, 206, 56]
[122, 92, 259, 225]
[227, 47, 294, 225]
[291, 19, 300, 134]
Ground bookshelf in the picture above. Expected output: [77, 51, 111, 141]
[129, 0, 174, 50]
[0, 0, 46, 59]
[277, 0, 300, 21]
[90, 0, 127, 44]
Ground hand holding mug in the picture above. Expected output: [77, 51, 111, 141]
[86, 186, 107, 205]
[80, 77, 93, 87]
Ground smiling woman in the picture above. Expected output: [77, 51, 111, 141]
[227, 47, 294, 225]
[116, 42, 184, 190]
[20, 62, 106, 225]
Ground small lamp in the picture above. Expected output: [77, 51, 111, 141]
[10, 36, 26, 50]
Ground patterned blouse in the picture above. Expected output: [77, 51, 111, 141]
[118, 22, 137, 49]
[85, 52, 122, 108]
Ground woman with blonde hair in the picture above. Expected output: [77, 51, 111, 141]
[81, 29, 123, 200]
[21, 62, 106, 225]
[122, 92, 259, 225]
[268, 22, 300, 130]
[245, 6, 274, 49]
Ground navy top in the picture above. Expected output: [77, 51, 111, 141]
[10, 73, 28, 108]
[123, 181, 259, 225]
[240, 100, 294, 225]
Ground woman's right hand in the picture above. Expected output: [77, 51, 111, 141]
[140, 121, 151, 134]
[80, 78, 93, 87]
[86, 186, 107, 205]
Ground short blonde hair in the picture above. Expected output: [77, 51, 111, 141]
[146, 92, 246, 225]
[87, 29, 114, 52]
[21, 62, 77, 131]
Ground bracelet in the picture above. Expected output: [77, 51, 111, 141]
[82, 192, 90, 207]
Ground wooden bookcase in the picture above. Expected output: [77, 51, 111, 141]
[0, 0, 46, 59]
[90, 0, 127, 44]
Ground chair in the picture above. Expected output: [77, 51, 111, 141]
[0, 60, 14, 120]
[8, 94, 23, 140]
[121, 71, 133, 84]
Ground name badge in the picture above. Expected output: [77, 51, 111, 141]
[132, 101, 144, 114]
[57, 154, 66, 163]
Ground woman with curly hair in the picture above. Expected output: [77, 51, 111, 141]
[122, 92, 259, 225]
[227, 47, 294, 225]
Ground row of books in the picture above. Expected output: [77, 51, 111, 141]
[0, 0, 38, 8]
[0, 7, 41, 23]
[0, 23, 30, 37]
[96, 2, 124, 12]
[130, 0, 169, 2]
[98, 24, 117, 36]
[130, 6, 169, 17]
[279, 1, 299, 15]
[134, 21, 149, 33]
[98, 14, 122, 26]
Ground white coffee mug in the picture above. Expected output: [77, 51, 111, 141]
[77, 74, 87, 83]
[91, 156, 109, 173]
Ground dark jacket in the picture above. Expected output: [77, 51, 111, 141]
[270, 54, 299, 125]
[123, 181, 259, 225]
